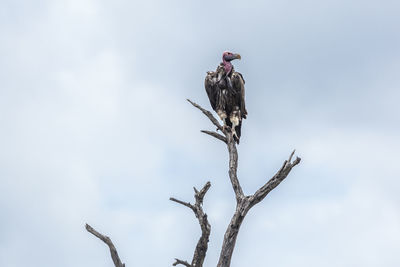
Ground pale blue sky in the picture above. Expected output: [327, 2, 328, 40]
[1, 1, 399, 266]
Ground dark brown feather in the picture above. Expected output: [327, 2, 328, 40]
[204, 64, 247, 144]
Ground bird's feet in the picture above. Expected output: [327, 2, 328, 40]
[232, 131, 239, 144]
[222, 125, 231, 132]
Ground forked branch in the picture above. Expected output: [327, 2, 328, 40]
[170, 181, 212, 267]
[188, 99, 301, 267]
[249, 149, 301, 208]
[188, 100, 244, 202]
[86, 100, 301, 267]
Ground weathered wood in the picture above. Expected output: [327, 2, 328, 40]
[201, 130, 227, 143]
[85, 224, 125, 267]
[187, 99, 225, 133]
[173, 259, 191, 267]
[170, 181, 212, 267]
[86, 100, 301, 267]
[226, 133, 245, 203]
[249, 150, 301, 208]
[187, 100, 301, 267]
[217, 148, 300, 267]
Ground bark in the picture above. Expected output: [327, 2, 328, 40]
[170, 181, 212, 267]
[85, 99, 301, 267]
[188, 99, 301, 267]
[85, 224, 125, 267]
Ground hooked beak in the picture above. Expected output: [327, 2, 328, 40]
[223, 52, 242, 62]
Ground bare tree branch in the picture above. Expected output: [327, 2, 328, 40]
[217, 148, 301, 267]
[188, 100, 242, 202]
[170, 181, 212, 267]
[187, 99, 224, 132]
[169, 197, 195, 210]
[226, 133, 245, 203]
[85, 224, 125, 267]
[188, 99, 301, 267]
[173, 258, 192, 267]
[216, 132, 248, 267]
[86, 99, 301, 267]
[195, 182, 211, 202]
[201, 130, 227, 143]
[249, 150, 301, 208]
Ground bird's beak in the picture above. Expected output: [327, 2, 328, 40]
[235, 53, 241, 60]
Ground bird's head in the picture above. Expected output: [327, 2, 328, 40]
[222, 51, 241, 62]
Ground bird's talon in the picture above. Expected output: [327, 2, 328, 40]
[222, 125, 231, 132]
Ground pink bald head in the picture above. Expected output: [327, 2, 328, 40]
[222, 51, 241, 75]
[222, 51, 241, 62]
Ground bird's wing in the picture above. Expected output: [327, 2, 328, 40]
[204, 71, 218, 111]
[232, 72, 247, 119]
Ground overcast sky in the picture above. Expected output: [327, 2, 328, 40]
[1, 0, 399, 266]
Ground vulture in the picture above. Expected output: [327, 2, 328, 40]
[205, 51, 247, 144]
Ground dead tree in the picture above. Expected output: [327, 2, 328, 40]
[85, 99, 301, 267]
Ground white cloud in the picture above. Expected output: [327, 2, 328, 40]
[1, 0, 399, 266]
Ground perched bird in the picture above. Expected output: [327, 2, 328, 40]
[205, 51, 247, 144]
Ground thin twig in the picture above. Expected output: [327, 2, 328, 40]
[188, 98, 301, 267]
[169, 197, 194, 211]
[187, 99, 224, 132]
[201, 130, 227, 143]
[288, 149, 295, 163]
[173, 258, 192, 267]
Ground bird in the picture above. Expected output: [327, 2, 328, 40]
[204, 51, 247, 144]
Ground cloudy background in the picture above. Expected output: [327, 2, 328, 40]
[1, 0, 399, 266]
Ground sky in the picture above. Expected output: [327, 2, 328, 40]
[0, 0, 399, 266]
